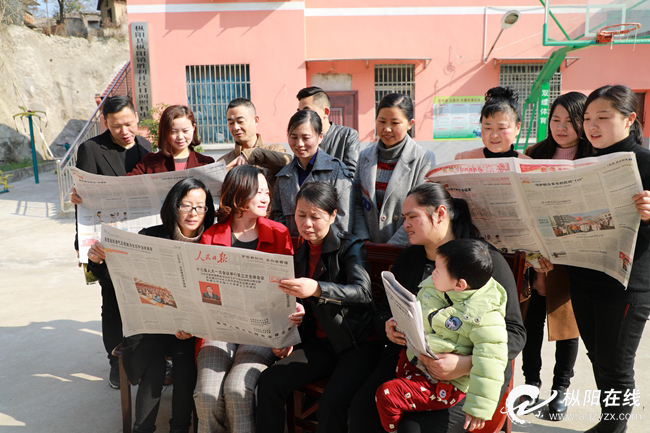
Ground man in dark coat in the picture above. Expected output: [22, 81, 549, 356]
[73, 95, 151, 389]
[297, 86, 360, 175]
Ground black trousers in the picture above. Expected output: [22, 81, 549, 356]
[133, 336, 197, 433]
[570, 284, 650, 433]
[100, 277, 123, 364]
[522, 289, 579, 389]
[256, 338, 382, 433]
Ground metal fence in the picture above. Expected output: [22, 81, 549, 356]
[186, 64, 251, 144]
[56, 61, 132, 211]
[374, 64, 415, 109]
[374, 64, 416, 137]
[500, 63, 562, 141]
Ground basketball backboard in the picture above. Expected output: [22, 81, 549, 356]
[544, 0, 650, 46]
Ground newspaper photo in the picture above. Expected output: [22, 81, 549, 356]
[71, 161, 226, 263]
[101, 225, 300, 348]
[381, 271, 438, 360]
[426, 153, 643, 287]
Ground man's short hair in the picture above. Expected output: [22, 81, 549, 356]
[296, 86, 330, 109]
[227, 98, 256, 115]
[102, 95, 136, 119]
[436, 238, 494, 289]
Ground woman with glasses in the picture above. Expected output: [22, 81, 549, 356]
[88, 178, 216, 433]
[189, 165, 297, 433]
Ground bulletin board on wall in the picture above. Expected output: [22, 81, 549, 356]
[433, 96, 483, 141]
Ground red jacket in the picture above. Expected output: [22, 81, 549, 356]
[200, 216, 294, 254]
[196, 217, 294, 354]
[127, 149, 215, 175]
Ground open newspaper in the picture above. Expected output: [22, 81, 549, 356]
[101, 225, 300, 348]
[426, 153, 642, 287]
[381, 271, 438, 360]
[70, 161, 226, 263]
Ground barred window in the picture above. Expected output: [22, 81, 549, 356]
[499, 63, 562, 141]
[375, 64, 415, 136]
[186, 64, 251, 144]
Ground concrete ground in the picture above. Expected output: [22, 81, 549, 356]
[1, 171, 649, 433]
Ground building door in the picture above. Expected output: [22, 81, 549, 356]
[328, 91, 358, 131]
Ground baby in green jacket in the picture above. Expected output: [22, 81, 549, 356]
[376, 238, 509, 432]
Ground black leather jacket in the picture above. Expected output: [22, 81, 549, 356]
[295, 225, 374, 353]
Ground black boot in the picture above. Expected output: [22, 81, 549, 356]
[549, 387, 568, 417]
[109, 358, 120, 389]
[519, 381, 542, 407]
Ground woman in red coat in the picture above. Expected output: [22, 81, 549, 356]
[190, 165, 297, 433]
[128, 105, 214, 175]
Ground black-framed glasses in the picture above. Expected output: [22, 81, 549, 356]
[178, 204, 209, 214]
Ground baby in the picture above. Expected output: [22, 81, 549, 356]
[376, 238, 509, 432]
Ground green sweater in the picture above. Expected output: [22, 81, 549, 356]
[407, 276, 509, 420]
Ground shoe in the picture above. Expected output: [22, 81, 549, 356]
[549, 387, 568, 416]
[109, 361, 120, 389]
[519, 381, 541, 407]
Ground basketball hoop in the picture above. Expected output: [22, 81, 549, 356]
[596, 22, 641, 44]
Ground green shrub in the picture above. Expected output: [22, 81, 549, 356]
[139, 103, 169, 152]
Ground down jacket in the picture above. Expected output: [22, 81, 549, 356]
[409, 276, 509, 421]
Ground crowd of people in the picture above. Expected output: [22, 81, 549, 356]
[73, 83, 650, 433]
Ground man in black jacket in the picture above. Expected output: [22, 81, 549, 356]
[297, 86, 360, 175]
[74, 95, 151, 389]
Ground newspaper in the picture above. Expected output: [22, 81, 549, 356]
[426, 153, 643, 287]
[70, 161, 226, 263]
[101, 225, 300, 348]
[381, 271, 438, 360]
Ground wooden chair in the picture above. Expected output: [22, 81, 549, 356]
[286, 245, 527, 433]
[112, 344, 198, 433]
[286, 241, 406, 433]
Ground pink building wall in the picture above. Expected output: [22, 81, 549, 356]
[127, 0, 307, 144]
[127, 1, 650, 145]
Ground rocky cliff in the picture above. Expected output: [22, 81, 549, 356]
[0, 25, 129, 163]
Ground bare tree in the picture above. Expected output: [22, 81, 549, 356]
[52, 0, 93, 24]
[0, 0, 24, 25]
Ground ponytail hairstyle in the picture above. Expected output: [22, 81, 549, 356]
[376, 93, 415, 137]
[296, 181, 339, 217]
[288, 109, 322, 136]
[406, 183, 480, 239]
[584, 85, 644, 145]
[481, 86, 521, 124]
[526, 92, 594, 160]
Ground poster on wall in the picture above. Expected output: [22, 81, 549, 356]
[433, 96, 483, 140]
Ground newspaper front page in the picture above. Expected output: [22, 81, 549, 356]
[381, 271, 437, 360]
[71, 162, 226, 263]
[426, 153, 642, 287]
[101, 225, 300, 348]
